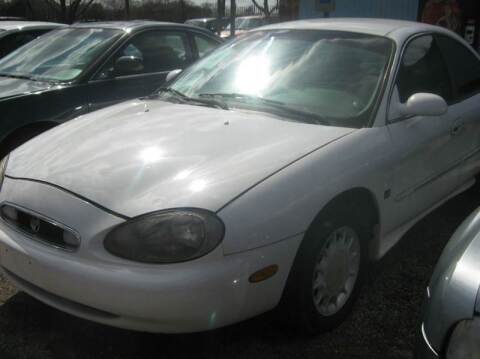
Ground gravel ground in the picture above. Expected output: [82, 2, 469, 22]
[0, 186, 479, 359]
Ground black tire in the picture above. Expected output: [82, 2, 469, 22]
[280, 204, 370, 335]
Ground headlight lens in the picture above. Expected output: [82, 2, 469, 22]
[446, 318, 480, 359]
[104, 208, 224, 263]
[0, 155, 9, 191]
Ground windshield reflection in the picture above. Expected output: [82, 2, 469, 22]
[0, 28, 122, 82]
[170, 30, 394, 128]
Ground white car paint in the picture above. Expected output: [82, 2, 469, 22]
[0, 19, 479, 333]
[5, 100, 353, 218]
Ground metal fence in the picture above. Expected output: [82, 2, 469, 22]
[19, 0, 279, 24]
[123, 0, 279, 21]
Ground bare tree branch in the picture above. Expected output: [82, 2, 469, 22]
[43, 0, 61, 11]
[41, 0, 97, 23]
[251, 0, 266, 13]
[78, 0, 96, 18]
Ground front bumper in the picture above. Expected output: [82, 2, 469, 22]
[0, 177, 301, 333]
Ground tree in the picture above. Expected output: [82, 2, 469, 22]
[251, 0, 278, 17]
[42, 0, 98, 23]
[124, 0, 129, 19]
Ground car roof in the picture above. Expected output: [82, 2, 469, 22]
[260, 18, 449, 37]
[186, 18, 216, 22]
[0, 21, 63, 31]
[71, 20, 206, 32]
[237, 15, 267, 19]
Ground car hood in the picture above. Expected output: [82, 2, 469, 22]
[7, 99, 354, 218]
[0, 76, 55, 101]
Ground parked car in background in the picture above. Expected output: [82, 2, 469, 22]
[220, 15, 279, 38]
[0, 19, 479, 334]
[0, 20, 221, 157]
[185, 17, 228, 34]
[0, 21, 63, 58]
[417, 207, 480, 359]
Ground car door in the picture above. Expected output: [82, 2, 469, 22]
[436, 34, 480, 185]
[385, 34, 458, 227]
[87, 29, 193, 112]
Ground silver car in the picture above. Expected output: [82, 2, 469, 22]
[417, 207, 480, 358]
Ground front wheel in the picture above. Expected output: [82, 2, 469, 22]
[281, 211, 368, 334]
[312, 226, 361, 317]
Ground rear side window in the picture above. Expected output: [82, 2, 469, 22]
[396, 35, 453, 103]
[97, 30, 190, 78]
[193, 35, 218, 57]
[127, 31, 189, 73]
[436, 35, 480, 100]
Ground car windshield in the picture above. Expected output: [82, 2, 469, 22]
[170, 30, 394, 128]
[237, 17, 265, 30]
[0, 27, 122, 82]
[226, 18, 266, 31]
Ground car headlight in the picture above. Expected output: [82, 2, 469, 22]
[446, 318, 480, 358]
[104, 208, 224, 263]
[0, 155, 9, 191]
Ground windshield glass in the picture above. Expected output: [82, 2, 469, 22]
[170, 30, 393, 128]
[226, 17, 266, 31]
[237, 17, 265, 30]
[0, 27, 122, 82]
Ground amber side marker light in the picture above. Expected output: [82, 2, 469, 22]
[249, 264, 279, 283]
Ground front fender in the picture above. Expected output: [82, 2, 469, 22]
[0, 85, 88, 143]
[423, 207, 480, 353]
[217, 128, 390, 255]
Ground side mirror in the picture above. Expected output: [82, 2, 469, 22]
[166, 69, 182, 83]
[399, 93, 448, 117]
[114, 56, 144, 76]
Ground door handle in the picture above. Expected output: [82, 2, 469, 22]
[451, 122, 464, 136]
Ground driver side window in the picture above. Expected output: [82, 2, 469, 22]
[95, 30, 189, 80]
[396, 35, 453, 104]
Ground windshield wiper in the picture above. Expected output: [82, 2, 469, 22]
[156, 87, 188, 99]
[155, 88, 229, 110]
[0, 73, 36, 81]
[199, 93, 331, 125]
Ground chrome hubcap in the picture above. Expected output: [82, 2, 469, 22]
[312, 226, 361, 316]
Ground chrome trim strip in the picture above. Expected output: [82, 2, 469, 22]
[4, 175, 129, 220]
[421, 323, 439, 357]
[0, 201, 81, 252]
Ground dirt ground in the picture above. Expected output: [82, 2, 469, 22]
[0, 186, 479, 359]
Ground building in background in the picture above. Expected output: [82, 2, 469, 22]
[299, 0, 480, 51]
[299, 0, 420, 21]
[419, 0, 480, 51]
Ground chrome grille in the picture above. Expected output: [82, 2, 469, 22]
[0, 203, 80, 251]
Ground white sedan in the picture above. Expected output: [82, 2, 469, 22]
[0, 19, 479, 334]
